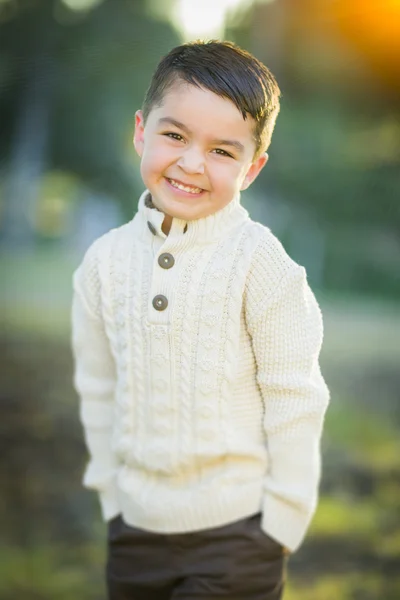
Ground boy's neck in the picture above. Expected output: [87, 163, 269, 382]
[161, 214, 173, 236]
[141, 190, 246, 241]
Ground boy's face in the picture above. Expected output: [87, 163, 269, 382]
[134, 81, 268, 224]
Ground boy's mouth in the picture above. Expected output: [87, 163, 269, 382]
[166, 177, 204, 195]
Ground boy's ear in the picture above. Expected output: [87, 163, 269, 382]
[133, 110, 145, 157]
[240, 153, 269, 191]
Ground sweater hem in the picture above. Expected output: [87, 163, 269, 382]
[117, 480, 263, 534]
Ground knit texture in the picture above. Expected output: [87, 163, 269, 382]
[71, 190, 330, 553]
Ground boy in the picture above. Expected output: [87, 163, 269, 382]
[71, 41, 330, 600]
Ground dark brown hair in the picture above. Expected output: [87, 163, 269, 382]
[142, 40, 281, 159]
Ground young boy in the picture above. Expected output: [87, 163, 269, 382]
[71, 41, 330, 600]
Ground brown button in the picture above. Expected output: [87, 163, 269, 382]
[158, 253, 175, 269]
[147, 221, 157, 235]
[153, 295, 168, 311]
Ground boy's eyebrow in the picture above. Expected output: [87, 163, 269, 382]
[210, 138, 245, 155]
[157, 117, 245, 155]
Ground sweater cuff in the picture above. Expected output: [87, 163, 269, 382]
[261, 492, 315, 553]
[99, 478, 120, 522]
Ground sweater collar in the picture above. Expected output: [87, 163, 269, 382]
[136, 189, 249, 244]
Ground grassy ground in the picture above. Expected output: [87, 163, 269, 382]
[1, 250, 400, 599]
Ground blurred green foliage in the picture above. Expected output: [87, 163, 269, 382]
[1, 0, 399, 297]
[0, 0, 180, 224]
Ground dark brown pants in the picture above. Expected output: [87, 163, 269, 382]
[106, 513, 288, 599]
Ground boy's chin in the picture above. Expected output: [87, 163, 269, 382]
[158, 203, 203, 222]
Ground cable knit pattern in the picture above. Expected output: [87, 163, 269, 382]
[71, 189, 330, 552]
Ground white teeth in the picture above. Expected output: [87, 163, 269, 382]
[168, 179, 202, 194]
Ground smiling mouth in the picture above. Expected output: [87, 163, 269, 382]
[166, 178, 204, 194]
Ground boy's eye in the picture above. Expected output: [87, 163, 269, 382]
[213, 148, 233, 158]
[164, 132, 184, 142]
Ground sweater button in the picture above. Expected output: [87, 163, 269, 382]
[153, 295, 168, 311]
[158, 253, 175, 269]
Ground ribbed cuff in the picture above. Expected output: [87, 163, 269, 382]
[99, 479, 120, 522]
[261, 493, 314, 553]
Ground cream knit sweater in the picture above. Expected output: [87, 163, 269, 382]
[71, 190, 330, 553]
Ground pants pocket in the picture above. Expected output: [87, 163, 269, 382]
[247, 514, 284, 556]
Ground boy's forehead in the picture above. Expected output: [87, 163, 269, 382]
[155, 81, 244, 122]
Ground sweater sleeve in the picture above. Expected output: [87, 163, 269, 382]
[71, 241, 120, 521]
[245, 240, 330, 553]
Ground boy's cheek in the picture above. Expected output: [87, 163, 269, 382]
[140, 154, 166, 185]
[147, 150, 183, 179]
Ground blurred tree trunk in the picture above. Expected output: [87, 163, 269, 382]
[249, 0, 287, 86]
[248, 0, 290, 160]
[1, 30, 55, 250]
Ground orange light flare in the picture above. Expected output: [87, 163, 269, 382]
[333, 0, 400, 91]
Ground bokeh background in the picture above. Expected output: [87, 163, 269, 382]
[1, 0, 399, 598]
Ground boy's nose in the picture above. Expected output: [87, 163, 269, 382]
[176, 148, 205, 175]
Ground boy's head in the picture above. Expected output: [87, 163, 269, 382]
[134, 40, 281, 228]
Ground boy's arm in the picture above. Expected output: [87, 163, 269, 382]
[246, 254, 330, 554]
[71, 243, 119, 521]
